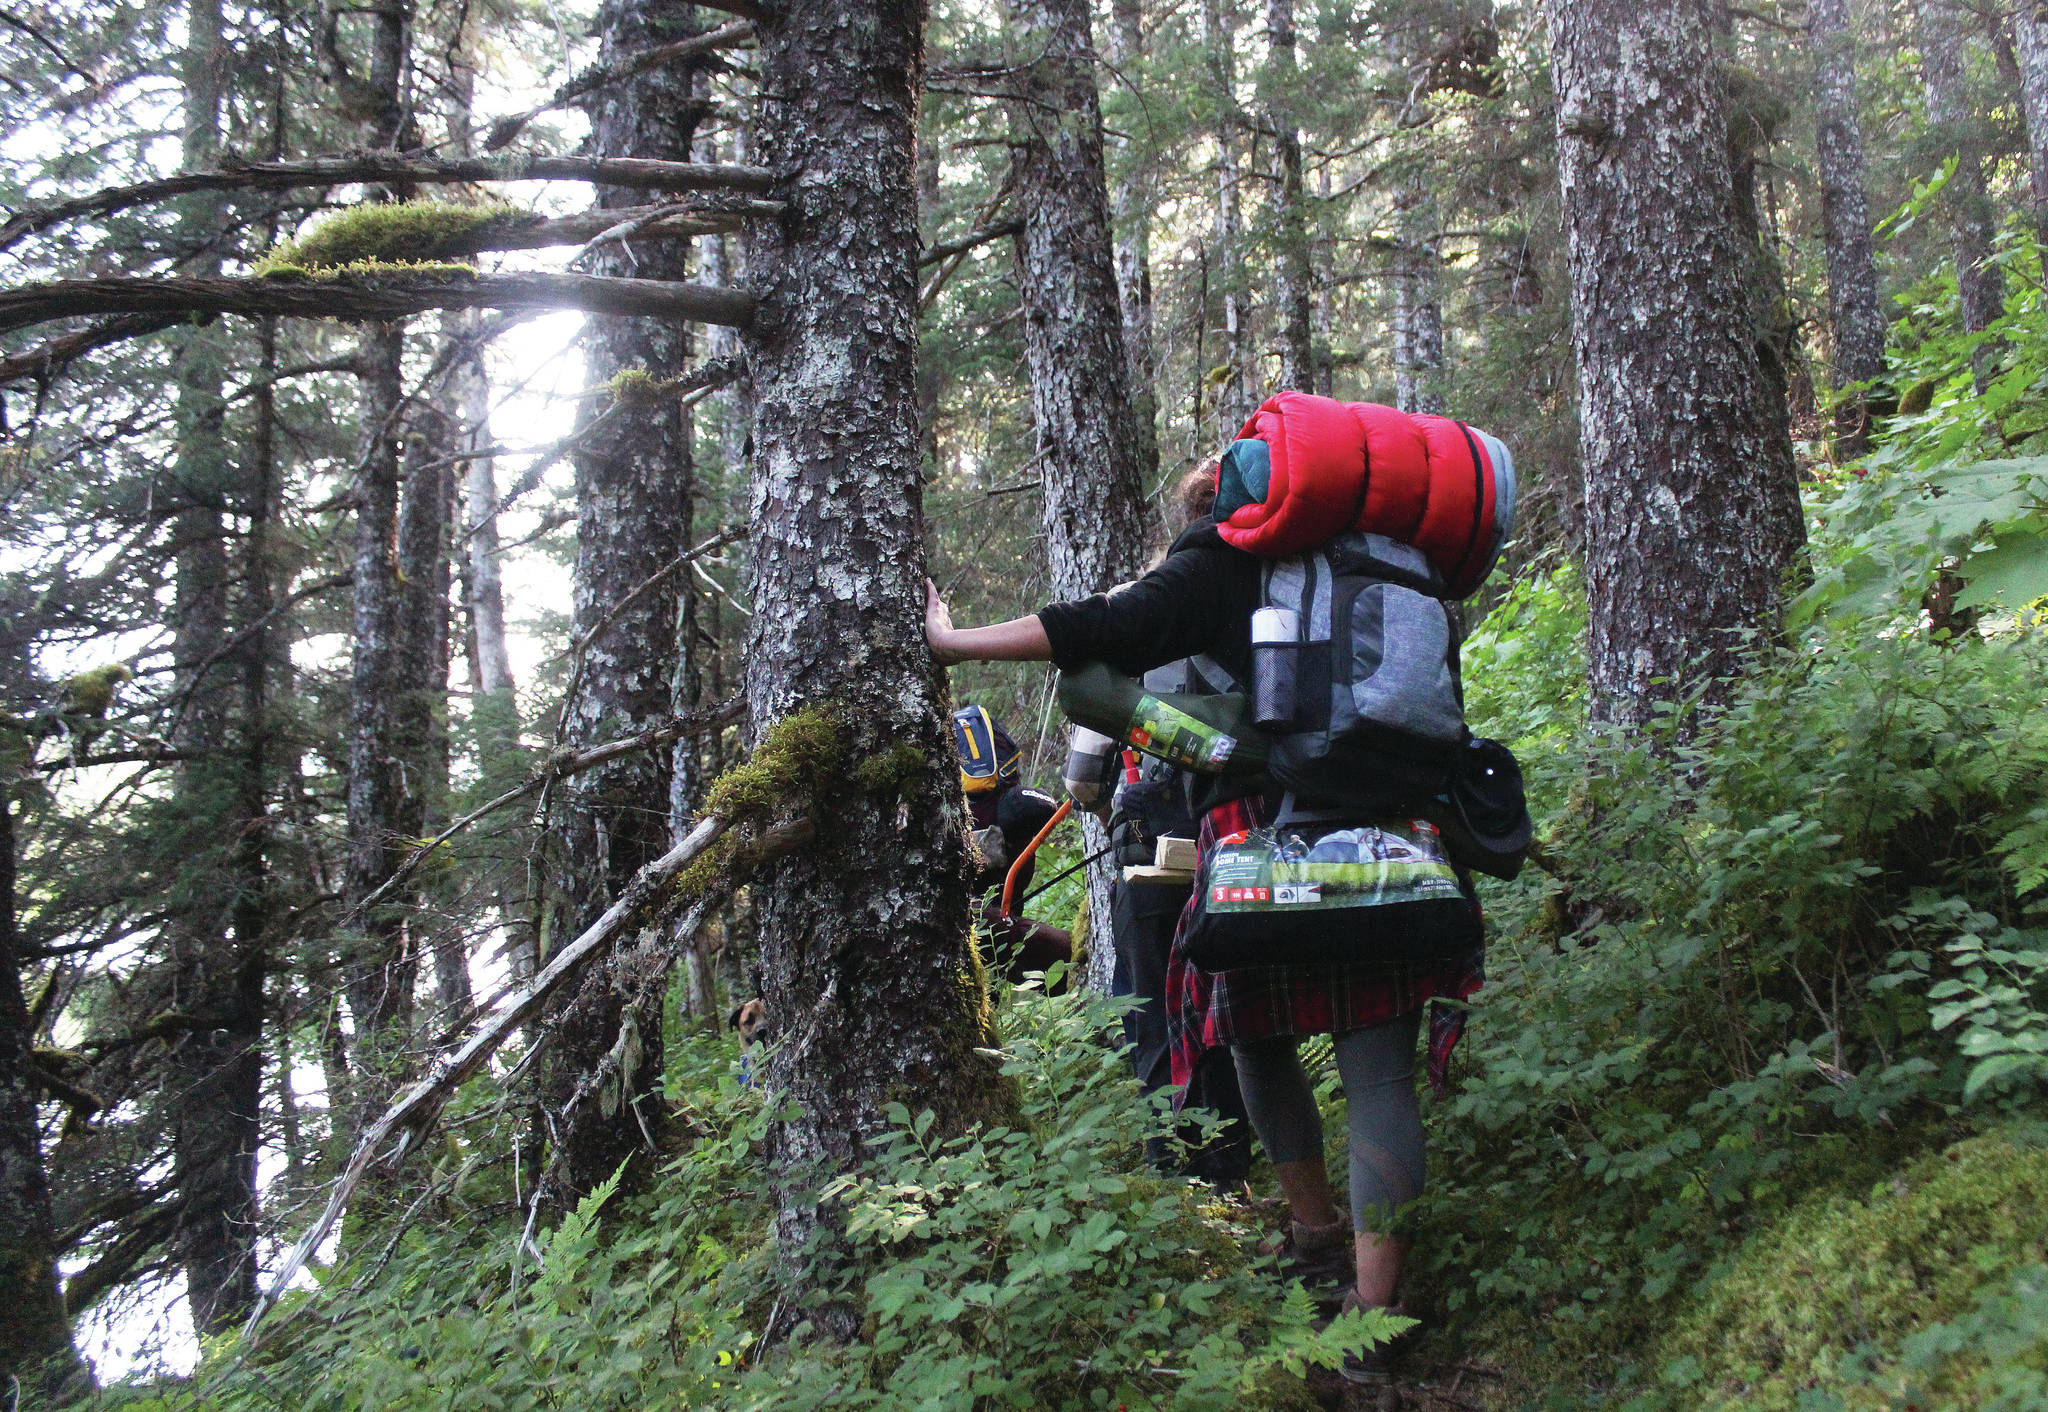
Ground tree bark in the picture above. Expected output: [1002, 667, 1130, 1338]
[398, 408, 460, 1014]
[1265, 0, 1317, 393]
[1807, 0, 1890, 454]
[1205, 0, 1253, 432]
[2013, 0, 2048, 246]
[1918, 0, 2006, 389]
[1388, 20, 1446, 415]
[0, 797, 85, 1396]
[1724, 68, 1808, 582]
[742, 0, 1006, 1316]
[538, 0, 708, 1211]
[1104, 0, 1162, 489]
[1004, 0, 1153, 994]
[1547, 0, 1793, 731]
[342, 323, 421, 1112]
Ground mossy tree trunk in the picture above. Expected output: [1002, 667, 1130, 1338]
[1264, 0, 1317, 395]
[742, 0, 1006, 1324]
[537, 0, 708, 1212]
[1103, 0, 1161, 492]
[1547, 0, 1793, 731]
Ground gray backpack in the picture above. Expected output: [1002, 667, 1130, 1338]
[1195, 532, 1466, 817]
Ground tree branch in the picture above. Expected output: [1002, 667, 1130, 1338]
[349, 691, 746, 923]
[0, 154, 777, 252]
[249, 809, 749, 1335]
[0, 270, 756, 338]
[0, 312, 185, 386]
[484, 21, 756, 151]
[917, 218, 1022, 268]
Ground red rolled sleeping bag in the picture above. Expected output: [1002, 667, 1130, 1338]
[1216, 390, 1517, 599]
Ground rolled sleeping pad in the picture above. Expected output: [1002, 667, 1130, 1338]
[1215, 390, 1518, 599]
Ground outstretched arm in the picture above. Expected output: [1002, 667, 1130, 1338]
[925, 579, 1053, 666]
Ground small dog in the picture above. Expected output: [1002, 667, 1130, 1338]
[729, 997, 772, 1046]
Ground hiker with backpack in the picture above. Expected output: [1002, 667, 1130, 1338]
[926, 390, 1526, 1383]
[952, 704, 1074, 985]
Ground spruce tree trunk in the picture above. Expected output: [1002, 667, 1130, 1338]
[1547, 0, 1792, 731]
[398, 408, 462, 1014]
[340, 0, 420, 1129]
[1808, 0, 1889, 453]
[1389, 23, 1446, 415]
[448, 26, 533, 988]
[538, 0, 705, 1209]
[743, 0, 1005, 1308]
[1917, 0, 2006, 388]
[1005, 0, 1153, 993]
[2013, 0, 2048, 245]
[1265, 0, 1316, 393]
[164, 0, 264, 1334]
[1205, 0, 1253, 431]
[342, 324, 420, 1078]
[1105, 0, 1162, 486]
[1725, 83, 1808, 581]
[0, 800, 83, 1393]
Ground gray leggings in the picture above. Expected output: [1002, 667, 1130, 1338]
[1230, 1011, 1425, 1229]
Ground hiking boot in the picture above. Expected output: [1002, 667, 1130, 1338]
[1334, 1291, 1418, 1385]
[1261, 1216, 1355, 1301]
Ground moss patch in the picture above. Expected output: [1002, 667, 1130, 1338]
[60, 662, 131, 717]
[673, 707, 846, 900]
[852, 743, 924, 796]
[254, 199, 525, 275]
[1646, 1125, 2048, 1411]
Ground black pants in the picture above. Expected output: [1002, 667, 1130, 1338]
[1111, 880, 1253, 1184]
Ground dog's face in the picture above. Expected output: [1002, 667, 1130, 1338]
[730, 998, 771, 1047]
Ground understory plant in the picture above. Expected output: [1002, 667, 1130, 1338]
[95, 982, 1387, 1412]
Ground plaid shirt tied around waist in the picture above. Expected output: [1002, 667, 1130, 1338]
[1165, 795, 1484, 1095]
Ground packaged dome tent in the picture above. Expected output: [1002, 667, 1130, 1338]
[1213, 390, 1518, 599]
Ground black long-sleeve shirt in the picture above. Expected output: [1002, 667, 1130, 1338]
[1037, 518, 1262, 683]
[1037, 518, 1266, 814]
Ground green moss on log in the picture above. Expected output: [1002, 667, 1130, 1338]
[1650, 1126, 2048, 1410]
[254, 199, 525, 275]
[673, 707, 846, 900]
[852, 743, 924, 796]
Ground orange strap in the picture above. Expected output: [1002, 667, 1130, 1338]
[1001, 798, 1072, 920]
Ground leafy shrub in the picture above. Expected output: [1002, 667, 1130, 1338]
[105, 983, 1388, 1412]
[1422, 581, 2048, 1398]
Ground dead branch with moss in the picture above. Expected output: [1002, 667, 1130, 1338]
[0, 153, 776, 252]
[0, 270, 755, 339]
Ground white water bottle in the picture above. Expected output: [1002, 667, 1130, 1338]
[1252, 606, 1301, 728]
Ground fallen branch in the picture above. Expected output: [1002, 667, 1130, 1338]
[484, 21, 757, 151]
[0, 154, 777, 252]
[0, 270, 756, 339]
[249, 809, 733, 1335]
[350, 692, 745, 923]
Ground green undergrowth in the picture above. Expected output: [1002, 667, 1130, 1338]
[1420, 493, 2048, 1402]
[1641, 1124, 2048, 1411]
[104, 982, 1390, 1412]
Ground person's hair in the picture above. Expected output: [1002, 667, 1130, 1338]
[1173, 464, 1218, 525]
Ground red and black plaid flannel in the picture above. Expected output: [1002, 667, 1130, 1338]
[1165, 795, 1483, 1095]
